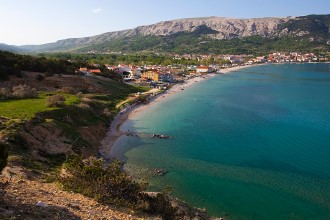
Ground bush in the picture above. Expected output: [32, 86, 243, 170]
[60, 155, 180, 219]
[36, 74, 45, 81]
[46, 94, 66, 107]
[145, 193, 178, 220]
[0, 143, 8, 174]
[11, 84, 38, 99]
[0, 88, 11, 100]
[61, 87, 76, 94]
[61, 155, 146, 208]
[77, 102, 90, 109]
[44, 72, 54, 77]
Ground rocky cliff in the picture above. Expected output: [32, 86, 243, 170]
[135, 16, 290, 38]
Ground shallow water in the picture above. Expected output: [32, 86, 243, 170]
[111, 63, 330, 219]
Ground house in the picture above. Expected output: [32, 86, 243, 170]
[89, 69, 101, 74]
[131, 67, 142, 77]
[255, 56, 267, 63]
[79, 67, 88, 74]
[117, 64, 132, 74]
[196, 66, 212, 74]
[142, 70, 160, 81]
[142, 70, 174, 82]
[158, 73, 174, 83]
[78, 68, 101, 76]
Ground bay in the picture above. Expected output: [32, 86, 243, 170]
[111, 63, 330, 219]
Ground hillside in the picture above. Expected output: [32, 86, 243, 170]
[14, 14, 330, 54]
[0, 51, 212, 219]
[0, 43, 24, 53]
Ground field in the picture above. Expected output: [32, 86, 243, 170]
[0, 93, 79, 120]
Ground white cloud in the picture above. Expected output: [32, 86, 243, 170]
[92, 8, 102, 14]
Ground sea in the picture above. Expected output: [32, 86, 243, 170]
[110, 63, 330, 219]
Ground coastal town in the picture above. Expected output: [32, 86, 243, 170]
[78, 52, 328, 86]
[1, 1, 330, 218]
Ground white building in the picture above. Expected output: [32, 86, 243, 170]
[196, 66, 212, 74]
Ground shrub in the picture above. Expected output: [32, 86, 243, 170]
[60, 155, 179, 219]
[36, 74, 45, 81]
[136, 94, 149, 103]
[145, 193, 178, 220]
[0, 143, 8, 174]
[77, 102, 90, 109]
[0, 88, 11, 99]
[46, 94, 66, 107]
[61, 155, 146, 208]
[44, 72, 54, 77]
[11, 84, 38, 99]
[15, 71, 23, 78]
[61, 87, 76, 94]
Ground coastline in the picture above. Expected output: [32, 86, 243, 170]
[99, 64, 257, 159]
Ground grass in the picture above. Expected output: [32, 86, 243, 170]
[0, 93, 79, 120]
[1, 80, 149, 157]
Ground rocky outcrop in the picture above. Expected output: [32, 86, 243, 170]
[135, 17, 289, 39]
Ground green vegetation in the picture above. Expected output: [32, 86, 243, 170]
[0, 50, 82, 80]
[0, 93, 79, 120]
[40, 52, 196, 66]
[69, 15, 330, 55]
[278, 15, 330, 37]
[0, 76, 147, 164]
[61, 155, 146, 207]
[88, 34, 329, 55]
[0, 50, 148, 169]
[61, 155, 178, 219]
[0, 50, 204, 218]
[46, 94, 66, 107]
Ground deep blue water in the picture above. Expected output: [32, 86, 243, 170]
[111, 63, 330, 219]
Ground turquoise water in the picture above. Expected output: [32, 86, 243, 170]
[111, 63, 330, 219]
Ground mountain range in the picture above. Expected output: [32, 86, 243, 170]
[1, 14, 329, 54]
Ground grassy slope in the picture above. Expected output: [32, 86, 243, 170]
[1, 76, 148, 169]
[0, 93, 79, 120]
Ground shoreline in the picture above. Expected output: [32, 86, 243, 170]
[99, 64, 257, 159]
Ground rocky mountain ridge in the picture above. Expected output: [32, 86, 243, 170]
[1, 14, 329, 53]
[19, 16, 291, 52]
[135, 16, 291, 38]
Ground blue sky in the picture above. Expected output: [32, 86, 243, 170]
[0, 0, 329, 45]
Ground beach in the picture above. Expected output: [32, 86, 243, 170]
[99, 64, 253, 159]
[100, 63, 330, 218]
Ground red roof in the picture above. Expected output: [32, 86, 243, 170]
[89, 69, 101, 73]
[197, 66, 209, 69]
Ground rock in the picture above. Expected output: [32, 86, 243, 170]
[67, 203, 81, 210]
[155, 168, 168, 176]
[36, 201, 48, 207]
[16, 179, 25, 184]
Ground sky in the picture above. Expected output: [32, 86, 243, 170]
[0, 0, 329, 46]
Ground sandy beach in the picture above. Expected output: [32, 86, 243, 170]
[99, 64, 255, 159]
